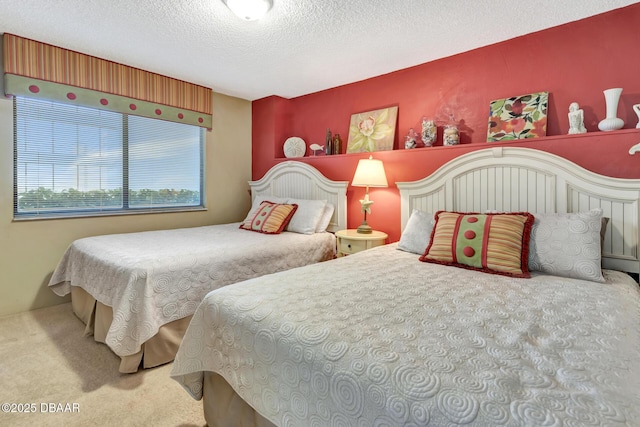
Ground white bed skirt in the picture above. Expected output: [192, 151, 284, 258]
[71, 287, 191, 373]
[203, 371, 276, 427]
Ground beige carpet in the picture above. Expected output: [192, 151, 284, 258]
[0, 302, 206, 427]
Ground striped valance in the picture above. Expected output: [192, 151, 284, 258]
[2, 34, 212, 128]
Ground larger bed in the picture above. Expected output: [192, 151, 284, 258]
[171, 147, 640, 426]
[48, 161, 348, 373]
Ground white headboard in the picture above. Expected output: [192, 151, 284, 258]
[397, 147, 640, 274]
[249, 161, 349, 233]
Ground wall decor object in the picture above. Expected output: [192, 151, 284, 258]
[443, 124, 460, 145]
[333, 133, 342, 155]
[283, 136, 306, 158]
[598, 88, 625, 131]
[404, 128, 418, 149]
[567, 102, 587, 134]
[325, 128, 333, 155]
[420, 117, 437, 146]
[487, 91, 548, 141]
[634, 104, 640, 129]
[347, 106, 398, 153]
[309, 144, 324, 156]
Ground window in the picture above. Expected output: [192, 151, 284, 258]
[13, 97, 204, 218]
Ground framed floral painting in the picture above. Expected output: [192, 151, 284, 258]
[346, 106, 398, 153]
[486, 92, 548, 142]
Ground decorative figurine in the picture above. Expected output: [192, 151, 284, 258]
[405, 128, 418, 149]
[310, 144, 324, 156]
[421, 117, 437, 146]
[568, 102, 587, 134]
[633, 104, 640, 128]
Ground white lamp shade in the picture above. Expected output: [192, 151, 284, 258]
[352, 157, 388, 188]
[225, 0, 272, 21]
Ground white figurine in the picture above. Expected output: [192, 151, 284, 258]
[309, 143, 324, 156]
[633, 104, 640, 128]
[568, 102, 587, 134]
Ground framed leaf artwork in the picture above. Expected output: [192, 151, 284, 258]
[346, 106, 398, 153]
[486, 92, 548, 142]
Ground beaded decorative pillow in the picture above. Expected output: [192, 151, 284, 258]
[240, 201, 298, 234]
[420, 211, 535, 278]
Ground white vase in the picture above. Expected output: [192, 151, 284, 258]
[598, 88, 624, 131]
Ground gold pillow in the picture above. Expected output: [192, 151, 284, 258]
[420, 211, 534, 278]
[240, 201, 298, 234]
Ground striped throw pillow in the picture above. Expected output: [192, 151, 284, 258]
[420, 211, 535, 278]
[240, 201, 298, 234]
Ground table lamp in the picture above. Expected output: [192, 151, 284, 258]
[351, 155, 388, 233]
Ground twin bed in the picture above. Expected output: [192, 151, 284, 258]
[170, 148, 640, 426]
[48, 161, 348, 373]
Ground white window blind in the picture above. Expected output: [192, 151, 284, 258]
[13, 97, 204, 218]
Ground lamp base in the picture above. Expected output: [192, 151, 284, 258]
[357, 222, 372, 234]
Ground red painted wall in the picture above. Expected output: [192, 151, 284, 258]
[252, 4, 640, 243]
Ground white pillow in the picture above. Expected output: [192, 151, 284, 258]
[315, 203, 335, 233]
[528, 208, 605, 282]
[285, 198, 327, 234]
[397, 209, 434, 254]
[243, 194, 288, 223]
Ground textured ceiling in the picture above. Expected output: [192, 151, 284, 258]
[0, 0, 637, 101]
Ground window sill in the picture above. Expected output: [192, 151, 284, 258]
[13, 206, 207, 222]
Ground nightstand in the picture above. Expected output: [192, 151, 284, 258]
[335, 229, 388, 257]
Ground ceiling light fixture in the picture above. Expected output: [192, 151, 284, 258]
[224, 0, 273, 21]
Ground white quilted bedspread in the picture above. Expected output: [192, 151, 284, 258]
[172, 244, 640, 426]
[48, 223, 335, 357]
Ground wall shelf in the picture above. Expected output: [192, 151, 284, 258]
[277, 128, 640, 161]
